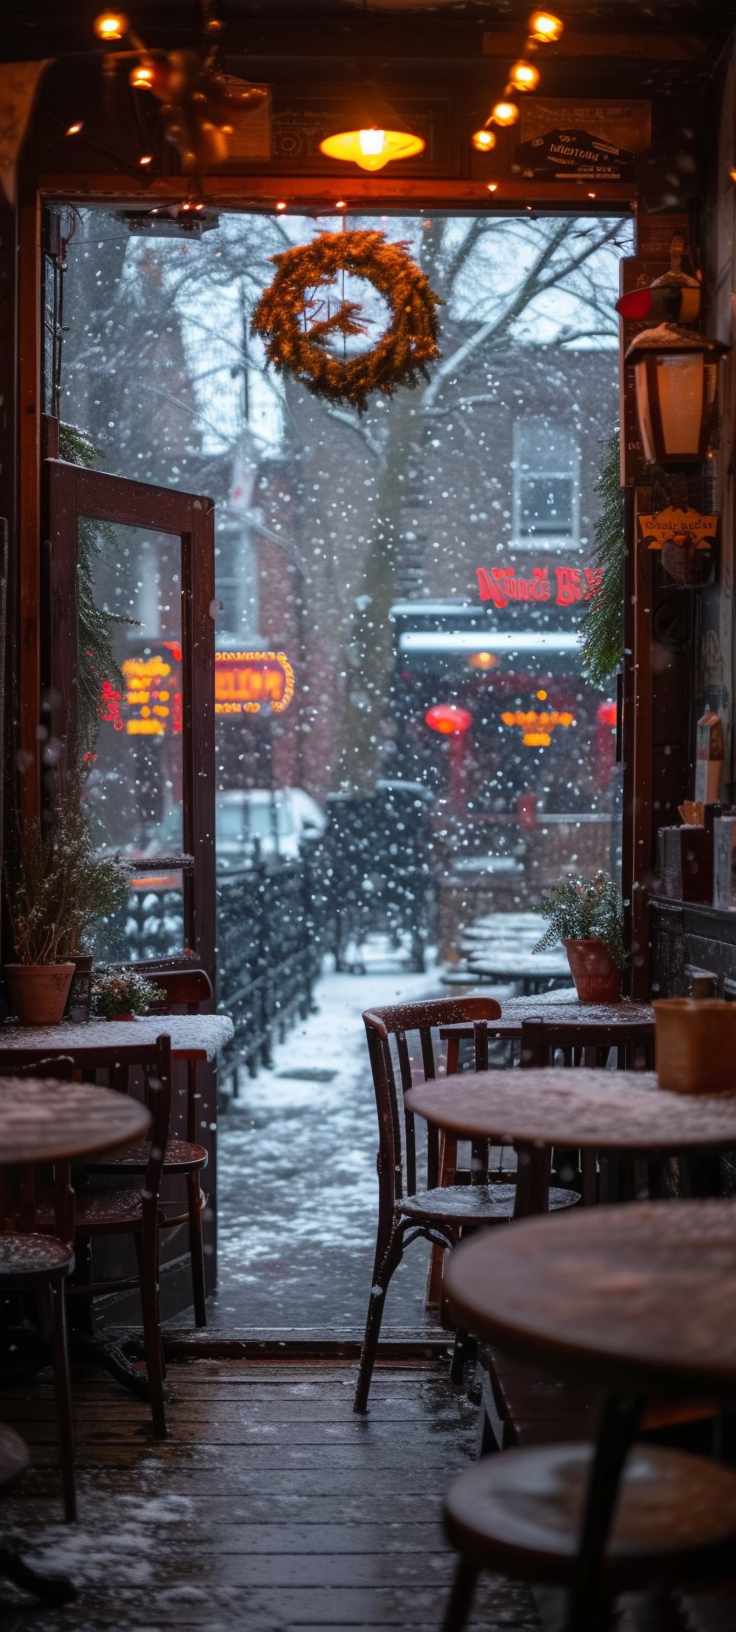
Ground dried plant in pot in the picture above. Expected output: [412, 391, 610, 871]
[4, 792, 129, 1025]
[533, 872, 627, 1004]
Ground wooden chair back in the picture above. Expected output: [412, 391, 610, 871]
[519, 1018, 655, 1072]
[142, 968, 213, 1012]
[362, 999, 502, 1208]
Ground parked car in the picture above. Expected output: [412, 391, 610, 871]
[215, 788, 326, 866]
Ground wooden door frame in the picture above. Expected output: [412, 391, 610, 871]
[46, 458, 216, 983]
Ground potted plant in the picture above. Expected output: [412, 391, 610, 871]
[91, 968, 166, 1021]
[533, 871, 627, 1004]
[4, 793, 129, 1026]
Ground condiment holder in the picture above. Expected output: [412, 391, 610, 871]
[653, 998, 736, 1095]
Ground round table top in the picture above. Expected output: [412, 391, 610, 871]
[0, 1079, 150, 1165]
[404, 1068, 736, 1151]
[445, 1199, 736, 1397]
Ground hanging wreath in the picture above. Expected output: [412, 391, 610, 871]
[251, 229, 441, 412]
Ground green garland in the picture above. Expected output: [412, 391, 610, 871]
[251, 229, 441, 412]
[579, 429, 626, 688]
[59, 424, 136, 760]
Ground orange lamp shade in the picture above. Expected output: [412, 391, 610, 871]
[425, 704, 473, 736]
[320, 125, 425, 172]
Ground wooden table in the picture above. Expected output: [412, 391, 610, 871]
[405, 1068, 736, 1214]
[444, 1200, 736, 1631]
[440, 999, 654, 1072]
[0, 1078, 150, 1163]
[0, 1014, 234, 1063]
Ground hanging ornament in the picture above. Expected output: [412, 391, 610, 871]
[92, 3, 267, 177]
[251, 229, 441, 413]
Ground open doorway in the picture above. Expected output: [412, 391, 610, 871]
[50, 204, 632, 1330]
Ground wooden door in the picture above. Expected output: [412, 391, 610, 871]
[45, 459, 216, 981]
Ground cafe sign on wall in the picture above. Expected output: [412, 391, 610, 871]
[514, 98, 651, 181]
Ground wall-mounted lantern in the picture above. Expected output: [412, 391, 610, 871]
[625, 325, 728, 466]
[618, 238, 730, 467]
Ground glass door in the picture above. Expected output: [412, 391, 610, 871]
[45, 457, 216, 978]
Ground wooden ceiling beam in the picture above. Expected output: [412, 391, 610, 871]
[482, 32, 708, 61]
[38, 172, 635, 211]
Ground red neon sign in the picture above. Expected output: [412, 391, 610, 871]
[476, 565, 603, 610]
[425, 704, 473, 736]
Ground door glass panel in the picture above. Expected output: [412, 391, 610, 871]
[82, 518, 186, 960]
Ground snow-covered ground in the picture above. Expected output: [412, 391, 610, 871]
[208, 942, 449, 1331]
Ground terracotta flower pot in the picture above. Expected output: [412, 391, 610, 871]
[563, 939, 623, 1005]
[4, 963, 76, 1026]
[654, 998, 736, 1095]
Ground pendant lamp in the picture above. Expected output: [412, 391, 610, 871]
[319, 85, 425, 171]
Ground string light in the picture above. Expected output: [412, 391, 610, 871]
[138, 154, 153, 166]
[66, 122, 84, 135]
[528, 11, 563, 42]
[487, 182, 498, 193]
[509, 60, 540, 92]
[276, 200, 287, 210]
[94, 11, 128, 39]
[130, 62, 156, 90]
[491, 101, 519, 126]
[472, 10, 563, 156]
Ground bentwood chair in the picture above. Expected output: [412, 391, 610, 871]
[354, 999, 578, 1414]
[0, 1061, 77, 1520]
[85, 968, 213, 1327]
[32, 1035, 173, 1438]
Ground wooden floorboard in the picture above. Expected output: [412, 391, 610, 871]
[0, 1360, 541, 1632]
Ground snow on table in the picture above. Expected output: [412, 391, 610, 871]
[0, 1014, 234, 1062]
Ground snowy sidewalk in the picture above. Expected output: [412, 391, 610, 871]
[207, 947, 447, 1332]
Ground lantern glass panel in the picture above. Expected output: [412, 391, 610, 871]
[655, 352, 705, 458]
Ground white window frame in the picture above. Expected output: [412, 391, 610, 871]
[511, 418, 581, 551]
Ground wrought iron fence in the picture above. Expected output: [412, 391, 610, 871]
[216, 851, 325, 1091]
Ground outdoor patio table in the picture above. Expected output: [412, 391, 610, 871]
[444, 1199, 736, 1632]
[0, 1077, 151, 1165]
[404, 1068, 736, 1216]
[439, 999, 654, 1072]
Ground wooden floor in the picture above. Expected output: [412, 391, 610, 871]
[0, 1356, 542, 1632]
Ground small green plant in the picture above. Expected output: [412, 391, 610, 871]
[6, 788, 129, 965]
[579, 429, 626, 688]
[533, 872, 627, 969]
[91, 968, 167, 1019]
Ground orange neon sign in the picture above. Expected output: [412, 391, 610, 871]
[214, 651, 295, 715]
[121, 654, 181, 737]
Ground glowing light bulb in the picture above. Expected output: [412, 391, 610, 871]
[491, 100, 519, 127]
[335, 199, 348, 209]
[472, 127, 497, 153]
[359, 128, 386, 158]
[94, 11, 129, 40]
[509, 60, 540, 92]
[487, 182, 498, 193]
[130, 62, 155, 90]
[66, 121, 84, 135]
[138, 154, 153, 166]
[276, 200, 287, 211]
[528, 10, 563, 42]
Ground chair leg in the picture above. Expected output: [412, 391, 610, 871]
[47, 1282, 76, 1523]
[138, 1229, 167, 1439]
[186, 1172, 208, 1328]
[442, 1561, 477, 1632]
[353, 1226, 405, 1415]
[449, 1328, 477, 1385]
